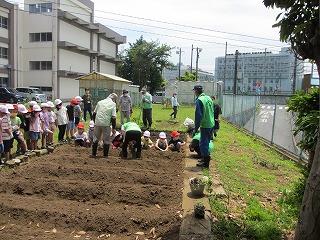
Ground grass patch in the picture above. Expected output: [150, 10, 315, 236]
[210, 120, 305, 239]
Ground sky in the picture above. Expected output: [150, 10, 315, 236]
[93, 0, 292, 73]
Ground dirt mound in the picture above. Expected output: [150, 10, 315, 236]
[0, 145, 184, 240]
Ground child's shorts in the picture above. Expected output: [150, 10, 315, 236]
[29, 131, 41, 141]
[3, 139, 13, 153]
[67, 121, 75, 130]
[0, 143, 4, 154]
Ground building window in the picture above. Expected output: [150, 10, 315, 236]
[0, 47, 8, 59]
[30, 61, 52, 70]
[0, 16, 8, 29]
[29, 32, 52, 42]
[269, 86, 273, 91]
[29, 3, 52, 13]
[0, 77, 8, 87]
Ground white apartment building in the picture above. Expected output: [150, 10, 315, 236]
[1, 0, 126, 99]
[214, 47, 304, 94]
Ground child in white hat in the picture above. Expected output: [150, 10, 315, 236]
[29, 105, 43, 150]
[155, 132, 168, 151]
[141, 130, 154, 149]
[47, 101, 56, 146]
[0, 105, 13, 162]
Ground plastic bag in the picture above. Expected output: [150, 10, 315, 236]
[183, 118, 194, 128]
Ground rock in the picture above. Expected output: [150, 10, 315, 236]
[76, 230, 86, 235]
[135, 232, 144, 235]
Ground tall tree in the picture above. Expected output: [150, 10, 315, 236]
[179, 71, 196, 82]
[263, 1, 320, 239]
[118, 36, 172, 94]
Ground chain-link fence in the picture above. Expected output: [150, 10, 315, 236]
[221, 93, 307, 161]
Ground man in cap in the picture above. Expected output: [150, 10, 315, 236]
[82, 88, 93, 122]
[91, 93, 118, 158]
[141, 88, 153, 129]
[193, 85, 214, 168]
[119, 89, 132, 125]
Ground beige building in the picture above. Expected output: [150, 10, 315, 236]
[1, 0, 126, 100]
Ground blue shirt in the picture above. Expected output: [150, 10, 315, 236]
[171, 96, 179, 107]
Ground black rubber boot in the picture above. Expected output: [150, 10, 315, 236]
[103, 144, 110, 158]
[91, 142, 98, 157]
[196, 156, 210, 168]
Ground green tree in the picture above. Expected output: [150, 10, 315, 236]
[179, 71, 196, 82]
[263, 1, 320, 239]
[117, 36, 172, 94]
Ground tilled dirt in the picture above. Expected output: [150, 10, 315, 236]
[0, 145, 184, 240]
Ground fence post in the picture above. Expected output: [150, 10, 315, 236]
[240, 94, 244, 126]
[252, 95, 257, 134]
[232, 94, 236, 123]
[271, 95, 277, 144]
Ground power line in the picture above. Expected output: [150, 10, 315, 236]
[9, 0, 284, 43]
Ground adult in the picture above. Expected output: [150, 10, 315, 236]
[121, 121, 142, 159]
[82, 88, 93, 122]
[211, 96, 222, 137]
[119, 89, 132, 125]
[170, 93, 179, 119]
[91, 93, 117, 158]
[141, 89, 152, 129]
[189, 132, 214, 158]
[193, 85, 215, 168]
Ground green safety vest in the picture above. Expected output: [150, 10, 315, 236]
[123, 122, 141, 132]
[198, 93, 214, 128]
[193, 132, 214, 152]
[142, 93, 152, 109]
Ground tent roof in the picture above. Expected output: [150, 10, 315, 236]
[76, 71, 132, 83]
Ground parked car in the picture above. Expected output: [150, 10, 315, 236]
[152, 91, 165, 104]
[16, 87, 47, 103]
[0, 87, 26, 103]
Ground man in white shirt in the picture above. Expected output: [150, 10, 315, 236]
[170, 93, 179, 119]
[91, 93, 118, 158]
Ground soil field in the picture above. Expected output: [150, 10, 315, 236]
[0, 144, 184, 240]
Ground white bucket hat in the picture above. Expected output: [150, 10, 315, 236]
[28, 101, 37, 107]
[75, 96, 83, 102]
[143, 130, 151, 137]
[159, 132, 166, 139]
[17, 104, 28, 114]
[6, 104, 14, 110]
[40, 102, 50, 108]
[33, 104, 42, 112]
[54, 99, 62, 106]
[89, 120, 94, 128]
[47, 101, 55, 108]
[0, 105, 10, 114]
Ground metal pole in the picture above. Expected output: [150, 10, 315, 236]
[223, 42, 227, 93]
[252, 95, 257, 134]
[232, 94, 236, 123]
[271, 95, 277, 144]
[190, 44, 193, 73]
[195, 47, 199, 81]
[240, 94, 244, 126]
[178, 48, 181, 80]
[233, 50, 239, 95]
[263, 48, 267, 94]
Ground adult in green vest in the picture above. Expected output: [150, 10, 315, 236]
[121, 122, 142, 159]
[141, 89, 153, 129]
[193, 85, 215, 168]
[189, 132, 214, 158]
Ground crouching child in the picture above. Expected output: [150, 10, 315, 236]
[168, 130, 185, 152]
[74, 122, 89, 147]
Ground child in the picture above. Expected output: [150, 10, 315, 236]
[141, 130, 154, 149]
[73, 122, 89, 147]
[88, 120, 94, 146]
[155, 132, 168, 151]
[40, 103, 51, 149]
[0, 105, 13, 162]
[66, 98, 77, 140]
[47, 101, 56, 146]
[168, 130, 185, 152]
[10, 104, 27, 155]
[111, 131, 123, 149]
[29, 104, 43, 150]
[55, 99, 68, 143]
[74, 96, 82, 126]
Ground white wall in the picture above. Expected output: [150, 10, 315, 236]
[92, 33, 97, 51]
[59, 77, 79, 99]
[60, 0, 92, 23]
[100, 60, 115, 75]
[59, 49, 90, 73]
[59, 20, 90, 49]
[23, 71, 52, 87]
[100, 38, 116, 57]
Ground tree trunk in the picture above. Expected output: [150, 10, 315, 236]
[308, 149, 315, 170]
[294, 136, 320, 240]
[316, 59, 320, 80]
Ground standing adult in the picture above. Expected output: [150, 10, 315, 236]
[121, 121, 142, 159]
[119, 89, 132, 125]
[91, 93, 117, 158]
[193, 85, 215, 168]
[141, 89, 153, 129]
[82, 88, 93, 122]
[170, 93, 179, 119]
[211, 96, 222, 137]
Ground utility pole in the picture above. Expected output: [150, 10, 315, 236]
[263, 48, 267, 94]
[195, 47, 201, 81]
[292, 56, 297, 93]
[223, 42, 227, 93]
[233, 50, 239, 95]
[190, 44, 193, 73]
[177, 48, 182, 81]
